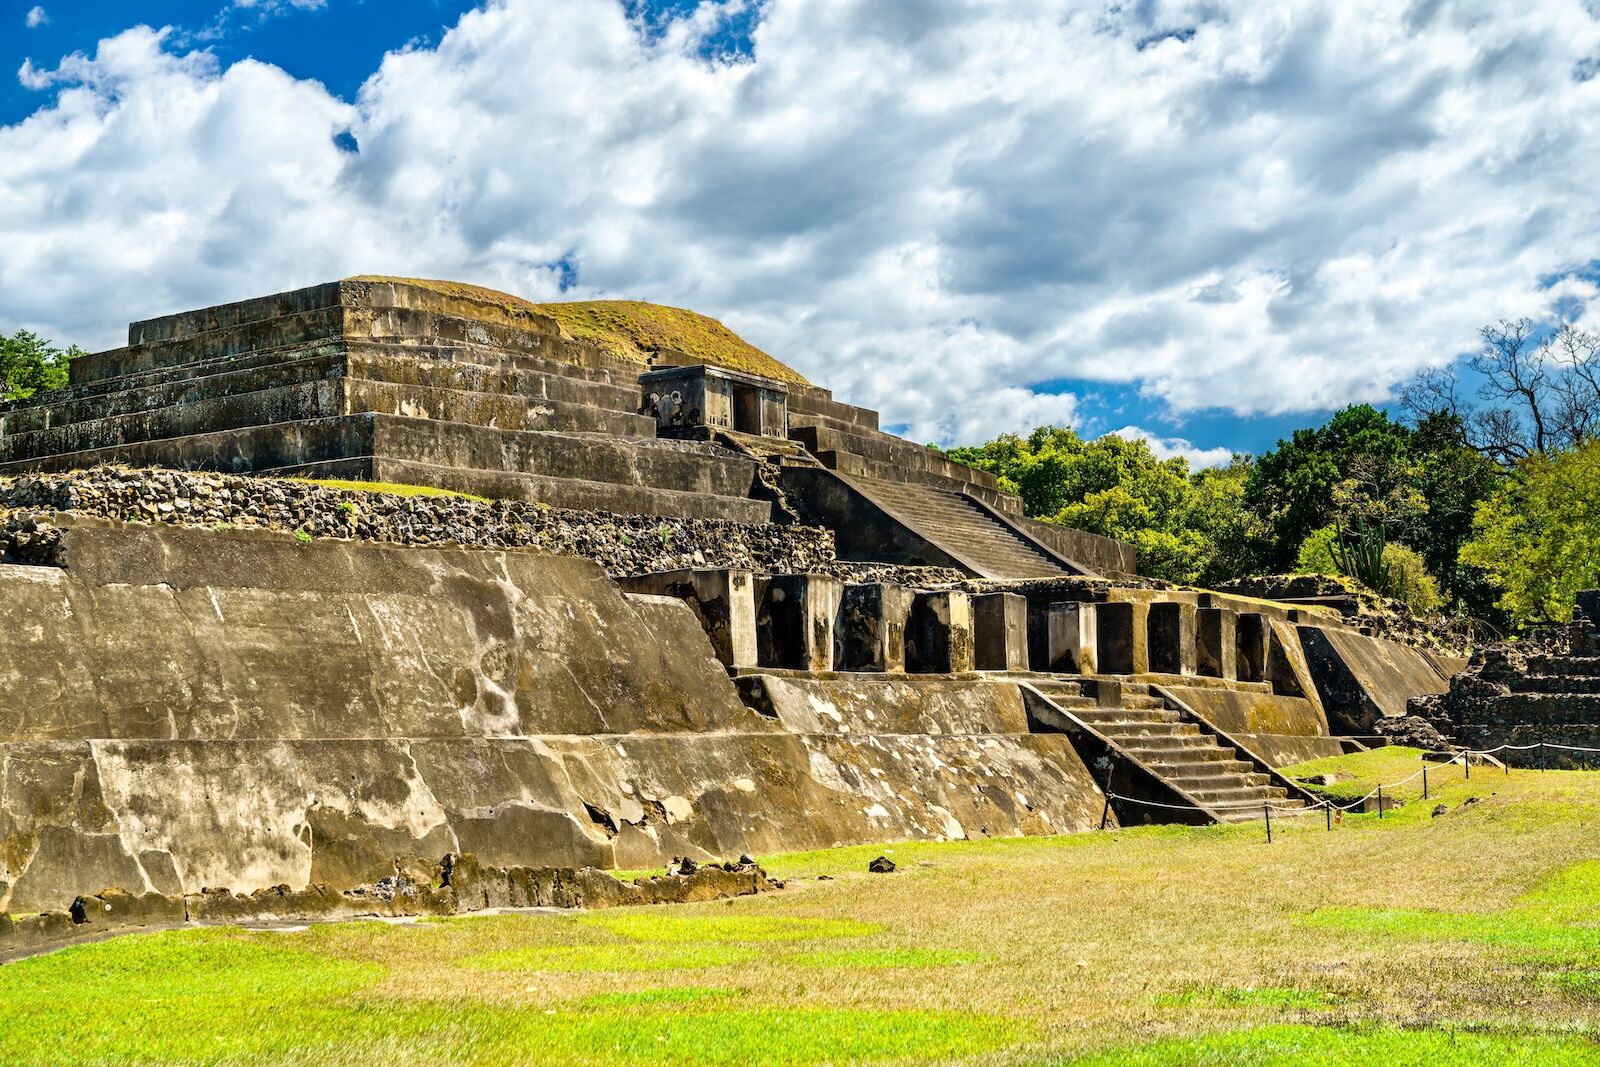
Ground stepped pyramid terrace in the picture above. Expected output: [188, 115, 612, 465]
[0, 278, 1472, 949]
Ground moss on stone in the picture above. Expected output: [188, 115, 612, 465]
[347, 276, 808, 385]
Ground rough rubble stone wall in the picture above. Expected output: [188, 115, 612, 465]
[1410, 612, 1600, 767]
[0, 467, 963, 586]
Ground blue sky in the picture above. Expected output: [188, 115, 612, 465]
[5, 0, 1600, 462]
[2, 2, 480, 125]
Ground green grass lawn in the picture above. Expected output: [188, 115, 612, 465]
[5, 749, 1600, 1065]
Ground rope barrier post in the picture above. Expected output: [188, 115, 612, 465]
[1264, 802, 1272, 844]
[1505, 754, 1510, 777]
[1423, 766, 1428, 800]
[1464, 755, 1470, 781]
[1100, 767, 1113, 830]
[1540, 742, 1546, 771]
[1377, 784, 1384, 820]
[1324, 800, 1331, 831]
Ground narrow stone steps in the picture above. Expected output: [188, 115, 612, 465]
[1166, 770, 1273, 791]
[1507, 674, 1600, 694]
[1127, 752, 1254, 774]
[1528, 656, 1600, 677]
[1072, 708, 1185, 725]
[849, 476, 1067, 580]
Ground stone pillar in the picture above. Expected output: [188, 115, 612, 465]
[1196, 607, 1237, 680]
[1147, 601, 1197, 676]
[1235, 613, 1268, 684]
[1265, 619, 1308, 698]
[1095, 601, 1146, 675]
[906, 591, 975, 674]
[835, 583, 914, 672]
[1028, 601, 1097, 673]
[756, 574, 843, 672]
[616, 569, 757, 668]
[973, 592, 1028, 672]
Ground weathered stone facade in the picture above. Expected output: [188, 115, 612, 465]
[0, 280, 1477, 937]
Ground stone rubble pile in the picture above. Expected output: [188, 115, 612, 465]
[0, 466, 962, 585]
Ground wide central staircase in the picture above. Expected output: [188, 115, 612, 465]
[1028, 678, 1312, 824]
[849, 476, 1069, 579]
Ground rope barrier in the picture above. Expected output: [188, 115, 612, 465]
[1100, 737, 1600, 835]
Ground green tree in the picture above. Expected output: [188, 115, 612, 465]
[1244, 404, 1411, 570]
[949, 428, 1258, 584]
[1460, 441, 1600, 628]
[1, 329, 84, 401]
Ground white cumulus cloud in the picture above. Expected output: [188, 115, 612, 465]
[5, 0, 1600, 448]
[1112, 427, 1235, 470]
[24, 6, 47, 29]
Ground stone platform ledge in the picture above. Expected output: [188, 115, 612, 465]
[0, 853, 779, 962]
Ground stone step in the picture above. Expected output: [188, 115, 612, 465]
[1184, 782, 1290, 804]
[1133, 752, 1253, 774]
[1027, 679, 1085, 695]
[1094, 720, 1203, 741]
[1216, 801, 1308, 824]
[0, 378, 654, 464]
[1072, 707, 1184, 725]
[1455, 692, 1600, 724]
[1112, 734, 1218, 755]
[74, 306, 349, 384]
[1166, 770, 1273, 791]
[367, 418, 758, 499]
[74, 302, 645, 390]
[0, 414, 768, 519]
[0, 348, 347, 434]
[343, 380, 653, 437]
[376, 339, 640, 389]
[1527, 655, 1600, 677]
[787, 383, 880, 431]
[125, 280, 344, 345]
[1507, 674, 1600, 694]
[347, 347, 644, 412]
[0, 379, 348, 463]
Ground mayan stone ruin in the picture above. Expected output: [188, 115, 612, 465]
[0, 277, 1488, 949]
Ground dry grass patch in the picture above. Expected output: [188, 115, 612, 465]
[4, 751, 1600, 1064]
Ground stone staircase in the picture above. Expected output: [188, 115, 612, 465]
[1029, 678, 1310, 824]
[848, 476, 1070, 579]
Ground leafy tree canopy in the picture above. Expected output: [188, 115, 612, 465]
[1460, 440, 1600, 627]
[1, 329, 84, 402]
[947, 428, 1263, 585]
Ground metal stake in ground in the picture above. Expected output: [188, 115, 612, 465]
[1324, 801, 1332, 831]
[1423, 766, 1429, 799]
[1264, 802, 1272, 844]
[1378, 784, 1384, 819]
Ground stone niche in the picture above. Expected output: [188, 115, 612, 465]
[641, 364, 789, 439]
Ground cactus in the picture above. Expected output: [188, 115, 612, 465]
[1332, 518, 1399, 600]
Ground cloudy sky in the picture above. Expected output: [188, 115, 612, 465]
[5, 0, 1600, 461]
